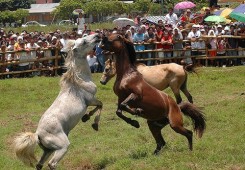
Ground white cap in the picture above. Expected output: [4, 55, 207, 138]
[200, 29, 205, 32]
[17, 36, 23, 41]
[77, 30, 83, 35]
[224, 26, 230, 31]
[217, 25, 222, 28]
[192, 24, 198, 28]
[51, 36, 57, 41]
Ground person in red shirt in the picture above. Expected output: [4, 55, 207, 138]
[161, 31, 173, 63]
[155, 25, 164, 63]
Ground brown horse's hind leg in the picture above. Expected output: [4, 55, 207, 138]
[168, 98, 193, 150]
[147, 118, 169, 155]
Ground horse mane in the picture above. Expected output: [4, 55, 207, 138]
[60, 50, 87, 89]
[123, 37, 136, 64]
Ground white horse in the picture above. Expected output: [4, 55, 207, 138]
[13, 34, 103, 170]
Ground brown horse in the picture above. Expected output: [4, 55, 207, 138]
[99, 34, 206, 154]
[100, 59, 196, 104]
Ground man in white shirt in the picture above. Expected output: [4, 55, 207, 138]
[187, 25, 201, 55]
[165, 7, 179, 27]
[86, 51, 98, 73]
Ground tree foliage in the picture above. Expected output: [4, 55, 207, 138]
[0, 0, 31, 11]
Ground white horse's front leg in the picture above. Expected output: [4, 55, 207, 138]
[82, 98, 103, 131]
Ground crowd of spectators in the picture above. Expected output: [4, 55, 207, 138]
[0, 6, 245, 79]
[121, 7, 245, 67]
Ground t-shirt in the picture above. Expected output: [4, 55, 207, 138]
[86, 55, 98, 67]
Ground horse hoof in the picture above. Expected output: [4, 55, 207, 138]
[136, 108, 144, 115]
[131, 120, 140, 128]
[82, 114, 90, 122]
[92, 123, 98, 131]
[153, 149, 160, 155]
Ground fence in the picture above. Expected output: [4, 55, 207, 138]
[0, 35, 245, 77]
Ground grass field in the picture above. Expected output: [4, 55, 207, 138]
[0, 66, 245, 170]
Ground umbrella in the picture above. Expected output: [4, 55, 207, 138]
[214, 8, 233, 18]
[174, 1, 196, 10]
[229, 12, 245, 23]
[72, 9, 84, 15]
[204, 15, 226, 23]
[113, 18, 135, 28]
[232, 4, 245, 14]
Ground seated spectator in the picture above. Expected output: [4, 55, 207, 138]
[86, 50, 98, 73]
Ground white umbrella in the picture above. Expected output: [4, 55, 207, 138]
[113, 18, 135, 28]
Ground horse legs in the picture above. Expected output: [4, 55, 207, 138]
[82, 98, 103, 131]
[36, 149, 53, 170]
[180, 87, 193, 103]
[47, 135, 70, 170]
[147, 118, 169, 155]
[116, 108, 140, 128]
[120, 93, 141, 115]
[170, 86, 182, 104]
[168, 99, 193, 150]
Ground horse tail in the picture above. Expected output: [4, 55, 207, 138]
[179, 102, 206, 138]
[13, 132, 38, 167]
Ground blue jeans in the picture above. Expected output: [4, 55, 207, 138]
[96, 54, 105, 72]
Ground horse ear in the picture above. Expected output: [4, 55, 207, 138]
[117, 35, 123, 39]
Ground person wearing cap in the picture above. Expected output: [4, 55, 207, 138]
[14, 36, 23, 51]
[215, 25, 224, 35]
[165, 7, 178, 27]
[187, 24, 202, 64]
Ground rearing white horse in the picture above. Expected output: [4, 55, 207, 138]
[13, 34, 103, 170]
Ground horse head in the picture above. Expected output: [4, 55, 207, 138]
[61, 33, 100, 56]
[100, 58, 116, 85]
[72, 33, 100, 57]
[99, 33, 136, 64]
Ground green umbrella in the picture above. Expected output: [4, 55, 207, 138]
[204, 15, 226, 23]
[229, 12, 245, 23]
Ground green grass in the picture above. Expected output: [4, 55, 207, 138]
[0, 66, 245, 170]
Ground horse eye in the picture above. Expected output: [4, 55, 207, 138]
[105, 68, 109, 72]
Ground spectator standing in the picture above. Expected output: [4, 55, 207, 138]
[93, 43, 105, 72]
[226, 25, 238, 66]
[187, 25, 201, 64]
[26, 38, 40, 75]
[16, 40, 29, 78]
[207, 30, 217, 66]
[161, 31, 173, 63]
[77, 12, 85, 32]
[155, 25, 164, 63]
[216, 36, 227, 67]
[133, 26, 146, 60]
[237, 24, 245, 65]
[144, 27, 156, 66]
[165, 7, 179, 27]
[172, 28, 183, 63]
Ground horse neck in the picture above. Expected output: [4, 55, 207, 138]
[75, 58, 92, 81]
[114, 49, 134, 78]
